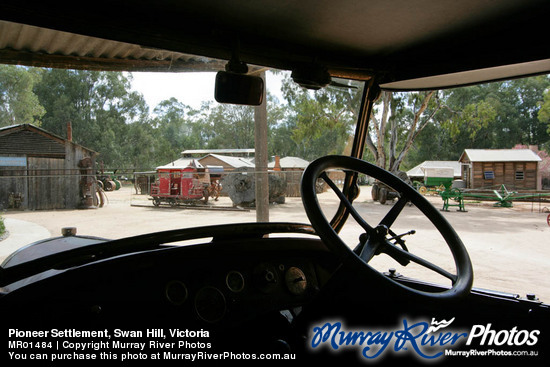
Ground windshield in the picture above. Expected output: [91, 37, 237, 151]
[0, 64, 549, 302]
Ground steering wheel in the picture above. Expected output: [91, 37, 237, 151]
[301, 155, 473, 300]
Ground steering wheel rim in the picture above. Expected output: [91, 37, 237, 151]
[301, 155, 473, 300]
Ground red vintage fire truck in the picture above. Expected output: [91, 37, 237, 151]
[150, 160, 216, 207]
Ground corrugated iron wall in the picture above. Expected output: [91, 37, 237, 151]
[0, 126, 95, 210]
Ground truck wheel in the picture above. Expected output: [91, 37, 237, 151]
[379, 187, 387, 204]
[371, 184, 379, 201]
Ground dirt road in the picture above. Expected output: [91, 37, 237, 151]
[2, 185, 549, 302]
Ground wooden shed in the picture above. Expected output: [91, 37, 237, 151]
[268, 156, 309, 197]
[0, 124, 98, 210]
[459, 149, 542, 190]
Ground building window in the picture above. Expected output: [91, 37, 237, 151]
[484, 171, 494, 179]
[515, 171, 524, 180]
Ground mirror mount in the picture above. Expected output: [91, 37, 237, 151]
[291, 63, 331, 90]
[225, 53, 249, 74]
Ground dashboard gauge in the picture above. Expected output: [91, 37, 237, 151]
[165, 280, 188, 305]
[226, 271, 245, 293]
[285, 267, 307, 295]
[253, 263, 279, 293]
[194, 286, 226, 323]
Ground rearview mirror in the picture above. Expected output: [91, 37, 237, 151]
[215, 71, 264, 106]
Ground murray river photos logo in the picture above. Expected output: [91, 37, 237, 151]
[309, 317, 540, 361]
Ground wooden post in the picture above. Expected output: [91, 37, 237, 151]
[254, 71, 269, 222]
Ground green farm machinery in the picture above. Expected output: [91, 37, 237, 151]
[97, 172, 122, 191]
[440, 184, 550, 212]
[439, 187, 467, 212]
[416, 167, 455, 195]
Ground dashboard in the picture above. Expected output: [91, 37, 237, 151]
[2, 225, 549, 360]
[0, 235, 338, 336]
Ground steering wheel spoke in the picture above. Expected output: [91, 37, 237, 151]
[358, 236, 378, 263]
[382, 242, 457, 282]
[380, 195, 408, 228]
[359, 232, 456, 282]
[319, 172, 374, 233]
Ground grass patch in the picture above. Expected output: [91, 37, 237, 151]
[0, 214, 6, 237]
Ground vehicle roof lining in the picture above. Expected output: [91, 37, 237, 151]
[0, 0, 548, 89]
[381, 59, 550, 91]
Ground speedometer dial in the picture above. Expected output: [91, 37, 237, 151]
[285, 267, 307, 295]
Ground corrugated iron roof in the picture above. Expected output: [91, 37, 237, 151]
[0, 123, 97, 154]
[182, 149, 254, 156]
[156, 158, 198, 170]
[461, 149, 542, 162]
[205, 154, 255, 168]
[0, 20, 225, 72]
[268, 156, 309, 169]
[406, 161, 462, 177]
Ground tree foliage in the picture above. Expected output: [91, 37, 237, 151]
[0, 65, 45, 126]
[280, 75, 362, 160]
[0, 66, 548, 173]
[538, 88, 550, 132]
[406, 76, 550, 169]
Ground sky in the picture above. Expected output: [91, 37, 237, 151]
[130, 71, 285, 111]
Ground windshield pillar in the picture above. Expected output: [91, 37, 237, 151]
[330, 78, 379, 233]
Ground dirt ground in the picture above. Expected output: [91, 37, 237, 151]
[2, 184, 550, 303]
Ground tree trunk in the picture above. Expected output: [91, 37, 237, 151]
[368, 90, 441, 173]
[366, 91, 392, 169]
[390, 91, 436, 172]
